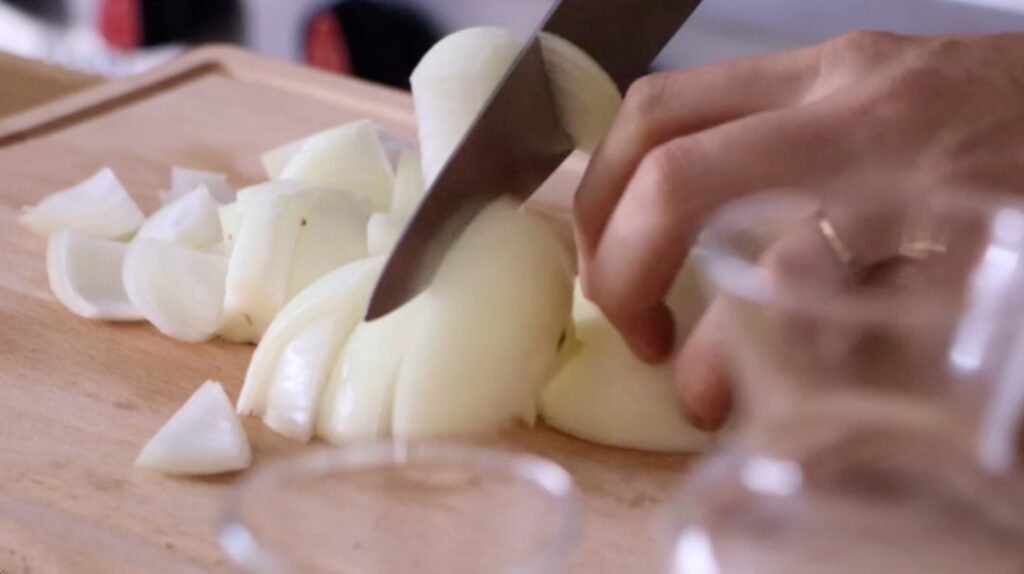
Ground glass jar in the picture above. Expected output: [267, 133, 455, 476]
[669, 189, 1024, 573]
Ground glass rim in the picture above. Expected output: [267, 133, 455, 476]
[219, 441, 583, 574]
[694, 189, 1024, 323]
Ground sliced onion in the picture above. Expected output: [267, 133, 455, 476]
[46, 230, 142, 321]
[317, 297, 425, 444]
[218, 201, 241, 249]
[159, 166, 233, 205]
[366, 212, 405, 256]
[261, 138, 311, 180]
[21, 168, 144, 239]
[391, 149, 427, 215]
[237, 256, 384, 418]
[540, 279, 712, 453]
[218, 182, 369, 343]
[136, 185, 222, 249]
[411, 27, 523, 183]
[539, 32, 623, 154]
[123, 239, 228, 343]
[135, 381, 251, 475]
[278, 119, 395, 211]
[391, 199, 574, 438]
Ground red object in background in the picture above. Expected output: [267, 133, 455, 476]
[100, 0, 141, 51]
[305, 11, 353, 75]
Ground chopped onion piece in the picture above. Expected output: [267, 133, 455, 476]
[237, 256, 384, 417]
[261, 138, 310, 180]
[135, 381, 251, 475]
[279, 119, 395, 211]
[391, 199, 574, 438]
[366, 212, 406, 256]
[219, 183, 369, 343]
[318, 297, 424, 443]
[391, 149, 426, 215]
[123, 239, 228, 343]
[160, 166, 233, 205]
[20, 168, 144, 239]
[46, 230, 142, 321]
[540, 280, 713, 453]
[136, 185, 222, 249]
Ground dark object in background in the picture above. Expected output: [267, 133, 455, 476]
[100, 0, 239, 51]
[5, 0, 68, 23]
[305, 1, 439, 90]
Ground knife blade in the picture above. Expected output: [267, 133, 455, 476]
[366, 0, 704, 320]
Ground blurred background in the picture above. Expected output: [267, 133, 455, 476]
[2, 0, 1024, 88]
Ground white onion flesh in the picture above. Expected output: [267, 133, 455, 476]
[136, 185, 222, 249]
[540, 278, 713, 453]
[160, 166, 233, 205]
[20, 168, 144, 240]
[391, 199, 574, 438]
[278, 119, 395, 211]
[263, 319, 345, 442]
[218, 182, 369, 343]
[317, 297, 425, 443]
[135, 381, 251, 475]
[237, 256, 384, 418]
[46, 231, 142, 321]
[261, 138, 309, 180]
[391, 149, 427, 215]
[366, 212, 405, 256]
[411, 28, 622, 183]
[123, 239, 228, 343]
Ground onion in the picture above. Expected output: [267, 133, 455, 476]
[123, 239, 228, 343]
[237, 256, 384, 418]
[46, 230, 142, 321]
[159, 166, 233, 205]
[317, 297, 425, 443]
[391, 149, 427, 215]
[278, 119, 395, 211]
[539, 276, 712, 453]
[20, 168, 144, 240]
[136, 185, 222, 249]
[366, 212, 405, 256]
[411, 28, 623, 183]
[219, 182, 370, 343]
[135, 381, 251, 475]
[391, 199, 574, 438]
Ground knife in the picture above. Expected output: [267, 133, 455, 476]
[366, 0, 704, 320]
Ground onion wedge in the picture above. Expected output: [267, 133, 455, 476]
[219, 182, 369, 343]
[135, 381, 251, 475]
[20, 168, 144, 239]
[539, 278, 712, 453]
[278, 119, 395, 211]
[237, 256, 384, 418]
[136, 185, 222, 249]
[123, 239, 228, 343]
[317, 297, 425, 443]
[159, 166, 232, 205]
[390, 149, 427, 215]
[46, 230, 142, 321]
[391, 199, 574, 438]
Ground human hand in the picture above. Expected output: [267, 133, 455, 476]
[574, 32, 1024, 431]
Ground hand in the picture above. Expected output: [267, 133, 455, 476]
[574, 32, 1024, 431]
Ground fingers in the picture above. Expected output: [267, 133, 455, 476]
[588, 107, 848, 360]
[574, 45, 823, 271]
[675, 300, 733, 432]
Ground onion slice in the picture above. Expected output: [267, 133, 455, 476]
[123, 239, 228, 343]
[237, 256, 384, 418]
[390, 149, 427, 215]
[135, 381, 251, 475]
[278, 119, 395, 211]
[391, 199, 574, 438]
[317, 297, 425, 443]
[20, 168, 144, 239]
[46, 230, 142, 321]
[136, 185, 222, 249]
[540, 280, 712, 453]
[160, 166, 233, 205]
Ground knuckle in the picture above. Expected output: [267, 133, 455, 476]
[823, 30, 906, 71]
[619, 73, 673, 142]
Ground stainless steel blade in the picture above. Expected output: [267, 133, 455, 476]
[366, 0, 704, 320]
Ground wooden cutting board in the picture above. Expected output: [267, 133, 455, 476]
[0, 46, 696, 574]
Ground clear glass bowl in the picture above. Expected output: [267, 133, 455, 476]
[219, 442, 581, 574]
[668, 189, 1024, 573]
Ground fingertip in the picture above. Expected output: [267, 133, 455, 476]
[617, 303, 676, 364]
[675, 306, 734, 432]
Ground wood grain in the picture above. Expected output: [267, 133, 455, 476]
[0, 52, 101, 121]
[0, 46, 696, 574]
